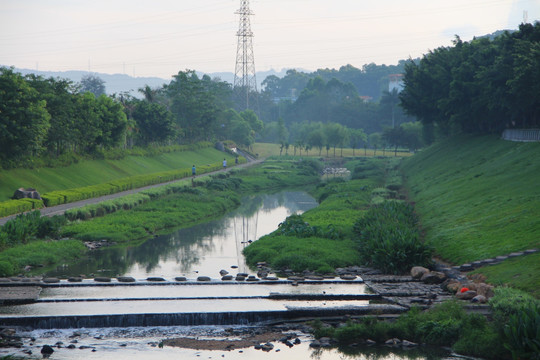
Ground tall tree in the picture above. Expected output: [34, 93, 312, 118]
[166, 70, 229, 142]
[349, 128, 367, 156]
[80, 74, 106, 97]
[131, 101, 175, 145]
[0, 67, 50, 164]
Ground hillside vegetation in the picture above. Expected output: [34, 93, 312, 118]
[402, 135, 540, 296]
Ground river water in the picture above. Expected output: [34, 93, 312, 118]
[0, 191, 460, 359]
[47, 191, 318, 279]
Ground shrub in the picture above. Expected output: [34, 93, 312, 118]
[502, 302, 540, 359]
[353, 201, 431, 274]
[276, 214, 343, 240]
[490, 287, 539, 323]
[36, 215, 66, 239]
[0, 260, 15, 277]
[453, 320, 504, 359]
[490, 286, 539, 359]
[0, 211, 41, 246]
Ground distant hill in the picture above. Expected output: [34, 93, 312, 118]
[5, 67, 289, 97]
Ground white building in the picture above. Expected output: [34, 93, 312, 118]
[388, 74, 404, 93]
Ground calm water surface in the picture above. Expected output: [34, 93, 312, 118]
[47, 191, 318, 279]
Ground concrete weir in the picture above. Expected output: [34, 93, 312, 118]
[0, 279, 409, 329]
[0, 304, 406, 329]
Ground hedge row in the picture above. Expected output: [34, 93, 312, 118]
[0, 199, 44, 218]
[40, 161, 231, 207]
[64, 176, 215, 221]
[0, 157, 246, 218]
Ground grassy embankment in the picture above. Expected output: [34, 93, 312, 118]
[402, 135, 540, 297]
[0, 146, 237, 201]
[0, 158, 321, 276]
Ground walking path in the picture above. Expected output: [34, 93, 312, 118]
[0, 155, 264, 226]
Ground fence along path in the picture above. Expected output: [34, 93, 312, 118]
[502, 129, 540, 142]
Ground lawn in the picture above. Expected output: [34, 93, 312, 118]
[402, 135, 540, 295]
[0, 147, 236, 201]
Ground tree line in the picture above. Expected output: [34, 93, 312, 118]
[0, 68, 262, 168]
[399, 22, 540, 141]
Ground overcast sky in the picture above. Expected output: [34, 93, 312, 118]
[1, 0, 538, 79]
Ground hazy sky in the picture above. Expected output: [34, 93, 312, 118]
[1, 0, 538, 79]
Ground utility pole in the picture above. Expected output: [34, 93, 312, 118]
[233, 0, 258, 111]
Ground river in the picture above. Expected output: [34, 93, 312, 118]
[0, 191, 461, 359]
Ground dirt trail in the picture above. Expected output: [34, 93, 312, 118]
[0, 157, 264, 226]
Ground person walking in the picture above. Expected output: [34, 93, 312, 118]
[192, 165, 196, 176]
[223, 158, 227, 169]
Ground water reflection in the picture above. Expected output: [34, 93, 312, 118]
[48, 191, 317, 279]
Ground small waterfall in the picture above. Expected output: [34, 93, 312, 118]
[1, 305, 406, 329]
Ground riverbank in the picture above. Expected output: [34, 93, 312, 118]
[0, 144, 226, 201]
[0, 158, 321, 278]
[401, 135, 540, 297]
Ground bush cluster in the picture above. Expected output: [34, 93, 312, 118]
[351, 158, 385, 181]
[277, 214, 342, 240]
[353, 201, 432, 274]
[314, 288, 540, 360]
[0, 211, 66, 250]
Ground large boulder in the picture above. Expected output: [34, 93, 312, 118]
[474, 283, 495, 298]
[456, 290, 477, 300]
[411, 266, 430, 279]
[421, 271, 446, 284]
[13, 188, 41, 200]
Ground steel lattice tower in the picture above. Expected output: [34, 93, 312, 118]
[233, 0, 257, 110]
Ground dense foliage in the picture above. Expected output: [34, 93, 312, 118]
[0, 68, 263, 169]
[400, 22, 540, 138]
[353, 201, 432, 274]
[0, 211, 66, 250]
[313, 287, 540, 359]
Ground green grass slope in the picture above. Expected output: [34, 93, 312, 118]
[0, 148, 232, 201]
[402, 135, 540, 296]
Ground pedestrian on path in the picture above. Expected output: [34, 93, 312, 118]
[192, 165, 196, 176]
[223, 158, 227, 169]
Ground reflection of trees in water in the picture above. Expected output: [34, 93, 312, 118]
[133, 219, 226, 273]
[48, 191, 317, 278]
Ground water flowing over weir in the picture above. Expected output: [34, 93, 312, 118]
[0, 281, 408, 329]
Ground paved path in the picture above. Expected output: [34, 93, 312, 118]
[0, 157, 264, 226]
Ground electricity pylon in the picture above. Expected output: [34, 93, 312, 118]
[233, 0, 258, 111]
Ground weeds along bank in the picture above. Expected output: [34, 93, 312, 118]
[401, 135, 540, 297]
[0, 159, 321, 277]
